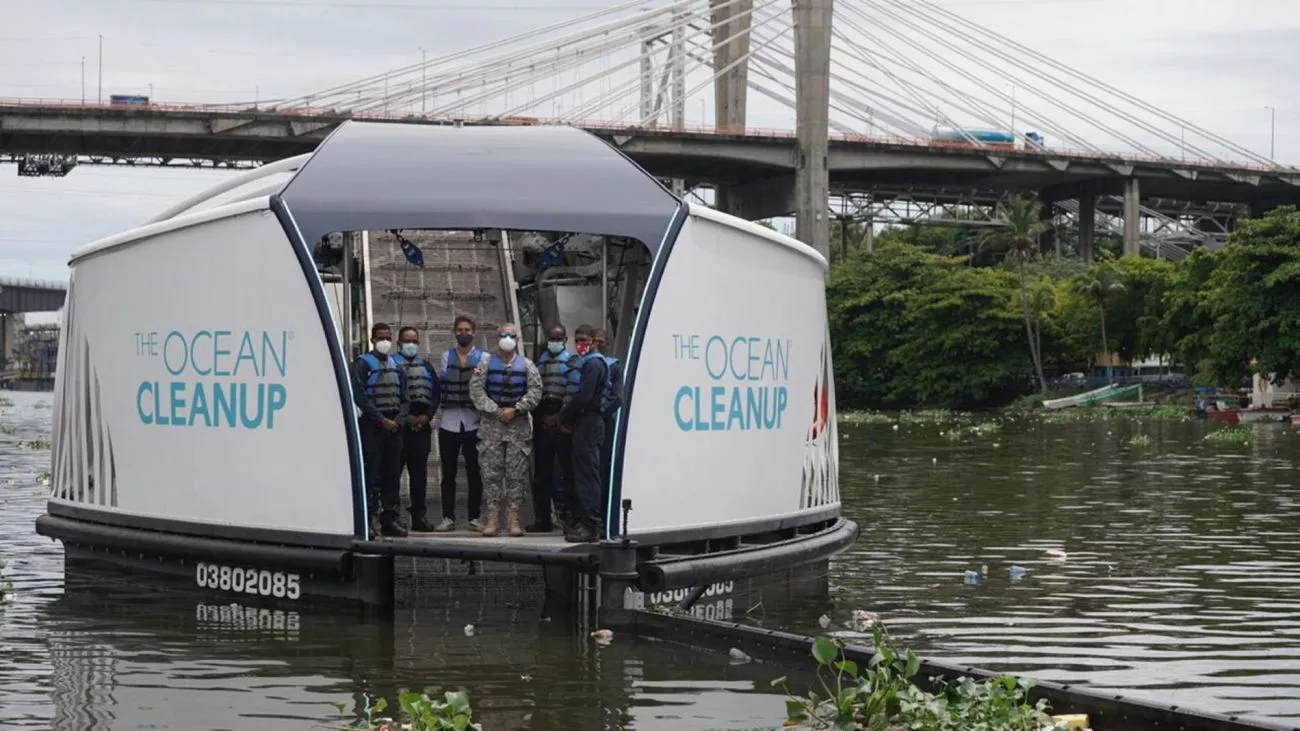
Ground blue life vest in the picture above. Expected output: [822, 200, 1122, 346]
[537, 349, 574, 403]
[441, 347, 485, 409]
[484, 354, 529, 407]
[564, 351, 614, 413]
[601, 355, 623, 414]
[359, 352, 403, 414]
[402, 354, 437, 408]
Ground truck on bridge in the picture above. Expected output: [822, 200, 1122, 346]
[931, 126, 1044, 150]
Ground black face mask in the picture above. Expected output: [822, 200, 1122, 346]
[456, 333, 473, 347]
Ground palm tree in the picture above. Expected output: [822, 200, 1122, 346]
[1076, 268, 1126, 384]
[978, 196, 1052, 393]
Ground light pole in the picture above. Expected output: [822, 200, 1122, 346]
[419, 47, 427, 115]
[97, 34, 103, 104]
[148, 82, 153, 99]
[1266, 106, 1277, 162]
[80, 56, 85, 103]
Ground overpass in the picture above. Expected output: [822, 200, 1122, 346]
[3, 0, 1294, 261]
[0, 276, 66, 314]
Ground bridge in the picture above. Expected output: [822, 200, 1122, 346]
[0, 277, 66, 314]
[2, 0, 1294, 262]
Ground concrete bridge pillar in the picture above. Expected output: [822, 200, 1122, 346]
[1122, 178, 1141, 257]
[1078, 196, 1096, 263]
[793, 0, 834, 265]
[709, 0, 753, 215]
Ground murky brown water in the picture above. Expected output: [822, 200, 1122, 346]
[822, 415, 1300, 723]
[4, 395, 1300, 727]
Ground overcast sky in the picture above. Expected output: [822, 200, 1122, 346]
[1, 0, 1297, 296]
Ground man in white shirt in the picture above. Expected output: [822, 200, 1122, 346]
[434, 315, 487, 532]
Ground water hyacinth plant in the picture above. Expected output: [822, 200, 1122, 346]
[331, 690, 480, 731]
[773, 629, 1064, 730]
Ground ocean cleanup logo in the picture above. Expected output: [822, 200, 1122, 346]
[671, 334, 790, 432]
[134, 330, 291, 429]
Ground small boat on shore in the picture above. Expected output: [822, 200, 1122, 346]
[1043, 384, 1140, 410]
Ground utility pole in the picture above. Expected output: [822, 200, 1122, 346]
[97, 34, 103, 104]
[1266, 106, 1277, 162]
[80, 56, 85, 103]
[420, 48, 427, 115]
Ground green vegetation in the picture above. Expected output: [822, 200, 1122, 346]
[1204, 426, 1254, 445]
[829, 203, 1300, 410]
[0, 425, 15, 436]
[0, 397, 12, 408]
[331, 690, 480, 730]
[20, 439, 50, 451]
[0, 559, 11, 603]
[773, 630, 1064, 730]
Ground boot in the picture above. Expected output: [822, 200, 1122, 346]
[480, 503, 500, 537]
[507, 505, 525, 537]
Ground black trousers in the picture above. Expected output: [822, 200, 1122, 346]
[571, 412, 606, 530]
[401, 425, 432, 520]
[438, 427, 483, 521]
[532, 414, 561, 527]
[360, 418, 402, 523]
[600, 412, 616, 513]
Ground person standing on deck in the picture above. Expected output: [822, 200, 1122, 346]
[557, 325, 612, 543]
[351, 322, 409, 538]
[591, 328, 624, 512]
[470, 323, 543, 537]
[435, 315, 487, 532]
[396, 326, 441, 533]
[529, 324, 574, 533]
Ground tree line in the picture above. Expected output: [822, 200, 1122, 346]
[824, 201, 1300, 410]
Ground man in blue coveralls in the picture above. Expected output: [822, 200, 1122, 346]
[351, 322, 409, 538]
[557, 324, 611, 543]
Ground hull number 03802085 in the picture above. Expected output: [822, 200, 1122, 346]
[195, 562, 301, 599]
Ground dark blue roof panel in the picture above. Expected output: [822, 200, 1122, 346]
[278, 121, 681, 250]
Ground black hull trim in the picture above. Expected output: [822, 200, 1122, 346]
[36, 515, 349, 575]
[637, 518, 859, 592]
[628, 612, 1298, 731]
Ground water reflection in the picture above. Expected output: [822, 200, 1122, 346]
[821, 416, 1300, 722]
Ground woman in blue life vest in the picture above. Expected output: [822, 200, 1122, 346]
[557, 325, 615, 543]
[350, 322, 409, 538]
[468, 323, 543, 537]
[434, 315, 487, 532]
[396, 326, 441, 532]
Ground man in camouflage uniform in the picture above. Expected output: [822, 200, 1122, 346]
[469, 323, 543, 537]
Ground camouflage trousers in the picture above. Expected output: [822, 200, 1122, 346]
[478, 418, 532, 509]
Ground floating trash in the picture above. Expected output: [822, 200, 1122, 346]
[1010, 565, 1028, 581]
[817, 614, 831, 629]
[463, 624, 475, 637]
[963, 570, 981, 585]
[591, 629, 613, 646]
[728, 647, 752, 663]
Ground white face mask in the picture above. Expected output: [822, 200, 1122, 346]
[374, 339, 393, 355]
[498, 336, 517, 353]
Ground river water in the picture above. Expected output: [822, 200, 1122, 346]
[2, 393, 1299, 728]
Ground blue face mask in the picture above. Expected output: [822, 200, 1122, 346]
[400, 343, 419, 359]
[547, 341, 565, 355]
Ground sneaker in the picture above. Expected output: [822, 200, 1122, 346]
[468, 518, 485, 532]
[434, 517, 456, 532]
[379, 520, 408, 538]
[563, 524, 597, 544]
[410, 516, 437, 533]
